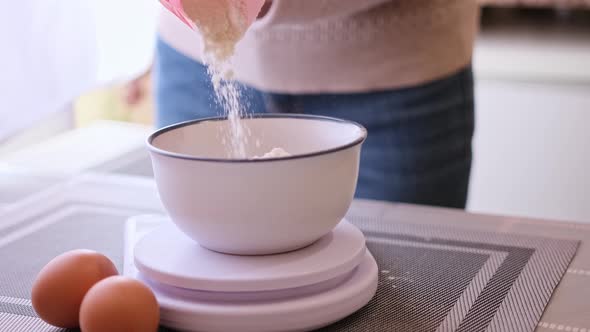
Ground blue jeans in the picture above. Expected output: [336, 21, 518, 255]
[155, 38, 475, 209]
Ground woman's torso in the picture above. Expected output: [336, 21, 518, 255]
[158, 0, 480, 94]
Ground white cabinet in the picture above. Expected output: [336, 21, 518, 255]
[468, 79, 590, 222]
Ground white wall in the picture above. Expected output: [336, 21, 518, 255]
[0, 0, 159, 142]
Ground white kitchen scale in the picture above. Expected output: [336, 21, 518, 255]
[124, 215, 378, 332]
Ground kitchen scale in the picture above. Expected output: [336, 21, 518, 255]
[124, 215, 379, 332]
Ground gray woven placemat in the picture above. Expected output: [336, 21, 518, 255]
[320, 216, 578, 332]
[0, 203, 579, 332]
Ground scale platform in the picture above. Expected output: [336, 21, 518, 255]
[125, 215, 379, 332]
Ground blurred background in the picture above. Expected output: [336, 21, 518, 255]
[0, 1, 589, 223]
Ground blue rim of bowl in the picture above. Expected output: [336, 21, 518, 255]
[147, 114, 368, 163]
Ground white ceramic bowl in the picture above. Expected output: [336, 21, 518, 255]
[147, 114, 367, 255]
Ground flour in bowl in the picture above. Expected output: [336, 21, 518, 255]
[253, 148, 292, 159]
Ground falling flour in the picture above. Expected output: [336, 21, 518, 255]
[186, 0, 290, 160]
[185, 0, 250, 158]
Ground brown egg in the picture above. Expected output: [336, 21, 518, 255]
[80, 276, 160, 332]
[31, 250, 119, 328]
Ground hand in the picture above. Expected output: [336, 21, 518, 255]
[123, 67, 151, 106]
[124, 79, 143, 106]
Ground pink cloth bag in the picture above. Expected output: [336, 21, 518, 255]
[159, 0, 265, 30]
